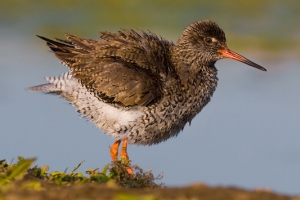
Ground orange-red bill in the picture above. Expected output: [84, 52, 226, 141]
[218, 48, 266, 71]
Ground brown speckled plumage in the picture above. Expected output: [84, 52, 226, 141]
[28, 20, 266, 147]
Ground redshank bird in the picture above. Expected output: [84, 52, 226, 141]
[28, 20, 266, 167]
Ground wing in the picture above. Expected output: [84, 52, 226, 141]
[37, 30, 174, 106]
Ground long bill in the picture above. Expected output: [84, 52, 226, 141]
[218, 48, 267, 71]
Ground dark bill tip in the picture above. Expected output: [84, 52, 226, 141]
[218, 48, 267, 71]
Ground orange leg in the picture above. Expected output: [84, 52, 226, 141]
[110, 140, 121, 161]
[120, 139, 129, 160]
[120, 139, 134, 175]
[110, 139, 134, 175]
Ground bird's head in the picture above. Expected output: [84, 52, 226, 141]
[176, 20, 266, 71]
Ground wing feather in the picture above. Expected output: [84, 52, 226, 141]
[38, 30, 174, 106]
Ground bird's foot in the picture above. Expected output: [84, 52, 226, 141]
[119, 156, 134, 175]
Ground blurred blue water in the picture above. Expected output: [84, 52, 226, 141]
[1, 28, 299, 195]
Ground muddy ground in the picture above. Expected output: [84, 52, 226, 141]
[1, 182, 298, 200]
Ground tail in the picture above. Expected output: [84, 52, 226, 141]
[27, 72, 73, 93]
[27, 83, 61, 93]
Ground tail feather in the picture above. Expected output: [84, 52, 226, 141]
[27, 83, 61, 92]
[27, 72, 73, 93]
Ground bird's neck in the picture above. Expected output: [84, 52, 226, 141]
[170, 46, 218, 88]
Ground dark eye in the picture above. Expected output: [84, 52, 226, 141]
[204, 37, 213, 44]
